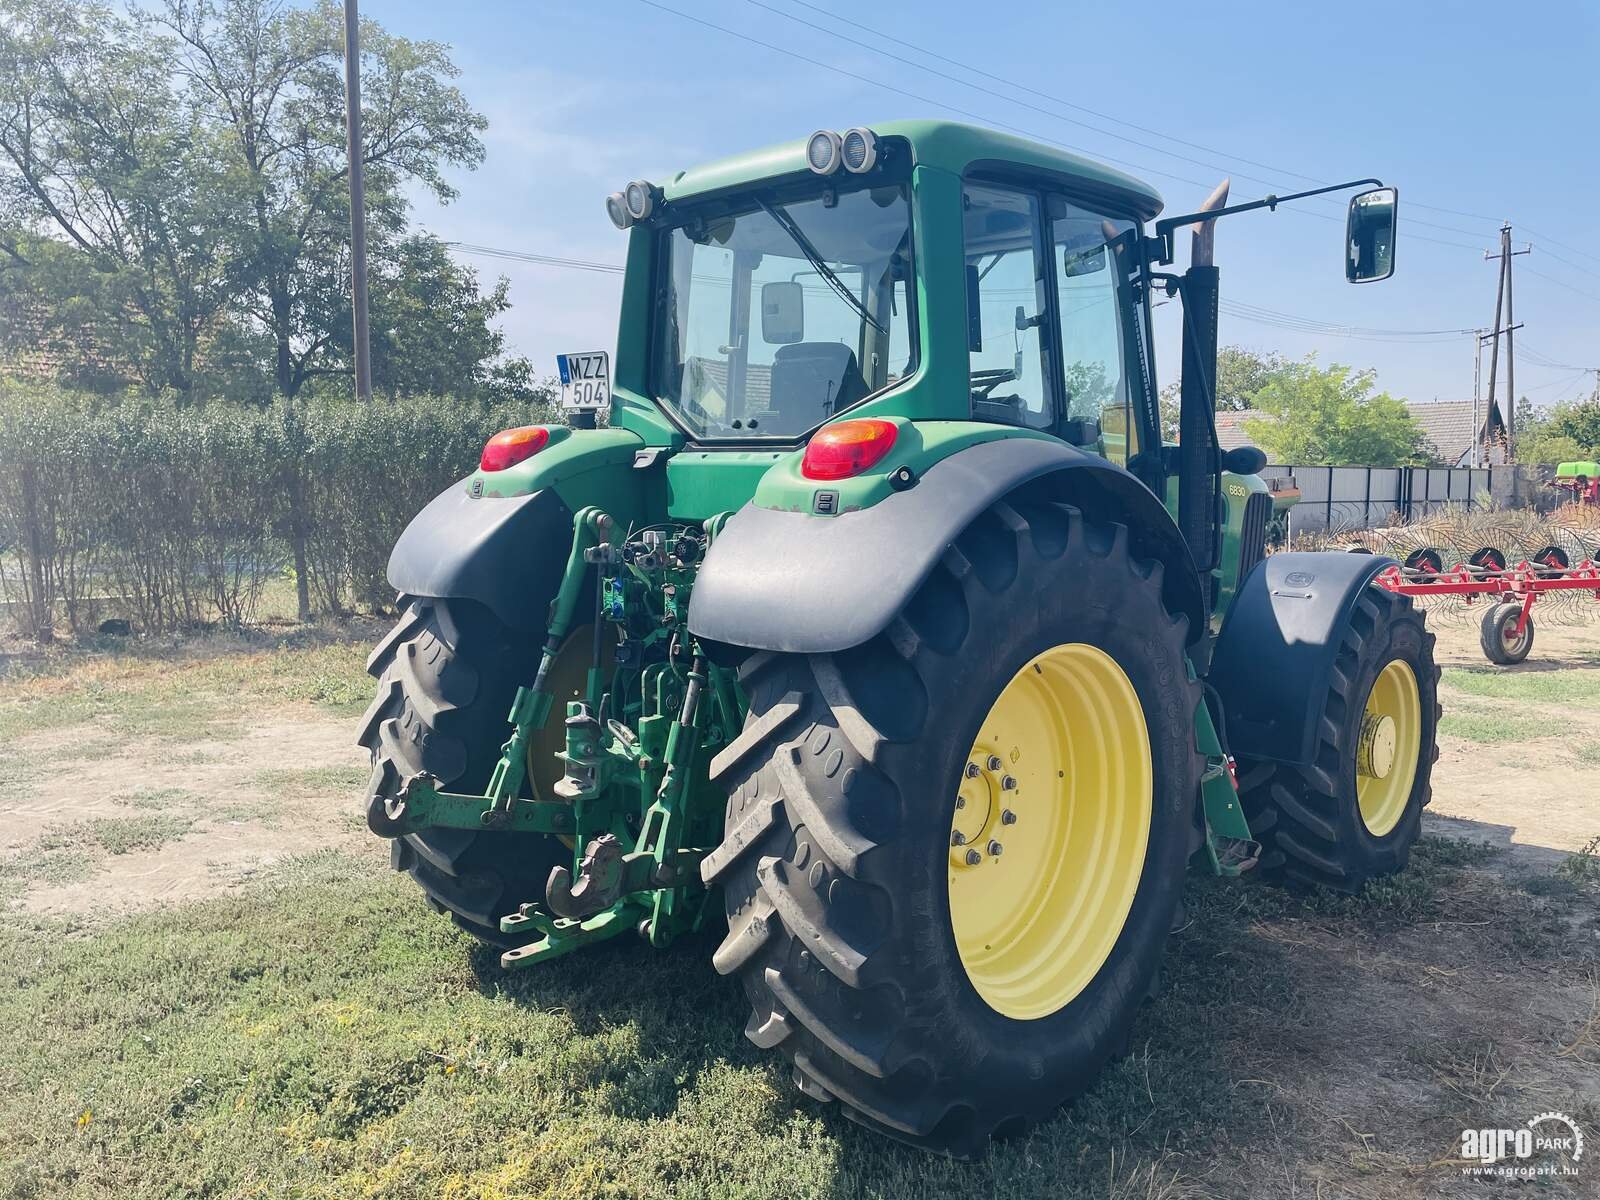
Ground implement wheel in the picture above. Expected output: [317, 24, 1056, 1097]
[703, 499, 1201, 1155]
[1480, 601, 1534, 665]
[1237, 589, 1439, 892]
[358, 597, 570, 946]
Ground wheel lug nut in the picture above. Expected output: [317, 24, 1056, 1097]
[951, 831, 966, 846]
[986, 755, 1003, 772]
[965, 849, 982, 865]
[1000, 775, 1017, 791]
[964, 762, 981, 779]
[954, 796, 966, 809]
[987, 840, 1003, 857]
[1001, 809, 1017, 825]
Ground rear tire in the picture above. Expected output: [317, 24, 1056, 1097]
[357, 597, 567, 946]
[1237, 588, 1440, 892]
[1480, 601, 1533, 665]
[703, 499, 1202, 1156]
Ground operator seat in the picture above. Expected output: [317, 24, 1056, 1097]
[769, 342, 868, 429]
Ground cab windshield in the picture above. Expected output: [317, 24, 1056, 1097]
[652, 180, 916, 440]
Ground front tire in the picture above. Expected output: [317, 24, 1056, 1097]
[1237, 588, 1440, 892]
[702, 499, 1202, 1156]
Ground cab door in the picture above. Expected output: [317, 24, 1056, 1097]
[1044, 194, 1150, 468]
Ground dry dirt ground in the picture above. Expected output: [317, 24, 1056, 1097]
[0, 610, 1596, 1199]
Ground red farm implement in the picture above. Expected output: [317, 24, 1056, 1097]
[1373, 553, 1600, 665]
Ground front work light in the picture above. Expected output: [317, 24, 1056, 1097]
[605, 191, 632, 229]
[624, 180, 657, 221]
[840, 127, 878, 173]
[480, 425, 551, 472]
[806, 129, 842, 175]
[800, 419, 899, 481]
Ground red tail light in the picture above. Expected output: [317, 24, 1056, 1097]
[480, 426, 550, 472]
[800, 419, 899, 481]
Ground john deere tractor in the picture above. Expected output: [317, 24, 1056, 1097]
[359, 121, 1438, 1155]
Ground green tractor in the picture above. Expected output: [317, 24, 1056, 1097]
[359, 121, 1438, 1155]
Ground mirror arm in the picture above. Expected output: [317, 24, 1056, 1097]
[1152, 178, 1383, 264]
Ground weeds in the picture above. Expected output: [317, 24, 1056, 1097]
[39, 814, 192, 856]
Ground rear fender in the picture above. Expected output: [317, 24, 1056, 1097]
[687, 438, 1203, 655]
[386, 428, 649, 631]
[1207, 551, 1394, 765]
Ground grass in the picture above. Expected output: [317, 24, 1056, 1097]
[0, 834, 1574, 1200]
[0, 853, 1289, 1200]
[38, 813, 192, 856]
[0, 845, 93, 903]
[247, 764, 372, 794]
[0, 628, 376, 749]
[1437, 708, 1552, 744]
[1440, 666, 1597, 703]
[113, 787, 194, 811]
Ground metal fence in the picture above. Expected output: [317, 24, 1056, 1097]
[1267, 463, 1557, 534]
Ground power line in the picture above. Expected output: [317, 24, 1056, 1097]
[1522, 265, 1600, 306]
[1517, 342, 1600, 372]
[762, 0, 1510, 238]
[446, 242, 624, 274]
[634, 0, 1487, 251]
[744, 0, 1502, 243]
[1521, 226, 1600, 270]
[440, 238, 1491, 344]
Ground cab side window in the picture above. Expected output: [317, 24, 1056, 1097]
[1049, 197, 1140, 465]
[964, 184, 1053, 430]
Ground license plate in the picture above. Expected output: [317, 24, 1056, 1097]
[557, 351, 609, 411]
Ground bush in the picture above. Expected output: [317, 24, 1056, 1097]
[0, 381, 554, 637]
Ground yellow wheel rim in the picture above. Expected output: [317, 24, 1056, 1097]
[1356, 658, 1421, 837]
[948, 643, 1152, 1021]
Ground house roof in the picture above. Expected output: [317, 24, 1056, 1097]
[1406, 400, 1487, 466]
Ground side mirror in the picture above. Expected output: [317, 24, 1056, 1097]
[1346, 187, 1397, 283]
[760, 280, 804, 344]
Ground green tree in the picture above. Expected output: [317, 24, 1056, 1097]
[1158, 345, 1290, 440]
[158, 0, 488, 399]
[1516, 396, 1600, 463]
[1242, 357, 1431, 466]
[0, 1, 249, 395]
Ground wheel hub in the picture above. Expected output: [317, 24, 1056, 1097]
[1357, 712, 1397, 780]
[949, 752, 1014, 868]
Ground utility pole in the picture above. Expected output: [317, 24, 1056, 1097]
[343, 0, 372, 401]
[1472, 330, 1487, 467]
[1483, 224, 1530, 460]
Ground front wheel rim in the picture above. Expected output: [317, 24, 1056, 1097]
[1356, 658, 1422, 837]
[947, 643, 1152, 1021]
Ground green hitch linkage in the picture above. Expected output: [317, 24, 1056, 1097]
[482, 507, 618, 827]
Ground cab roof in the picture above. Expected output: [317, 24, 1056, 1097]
[659, 119, 1164, 220]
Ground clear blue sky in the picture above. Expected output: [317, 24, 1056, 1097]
[384, 0, 1600, 410]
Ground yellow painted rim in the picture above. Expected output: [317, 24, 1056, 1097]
[1356, 658, 1421, 837]
[948, 643, 1152, 1021]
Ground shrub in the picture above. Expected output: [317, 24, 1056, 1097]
[0, 381, 554, 636]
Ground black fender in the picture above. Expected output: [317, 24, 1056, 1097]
[386, 483, 574, 631]
[1207, 550, 1394, 766]
[687, 438, 1204, 655]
